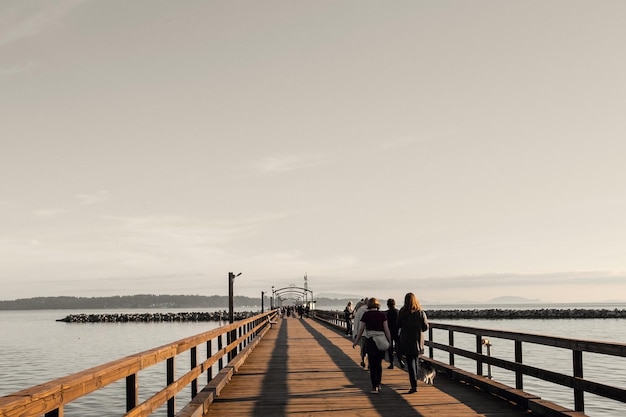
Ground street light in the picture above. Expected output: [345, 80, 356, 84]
[271, 286, 275, 309]
[261, 291, 265, 313]
[228, 272, 242, 324]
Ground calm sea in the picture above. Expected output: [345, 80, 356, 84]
[1, 304, 625, 417]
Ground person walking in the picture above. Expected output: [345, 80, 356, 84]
[385, 298, 403, 369]
[343, 301, 354, 336]
[352, 298, 369, 367]
[398, 292, 429, 394]
[352, 298, 392, 394]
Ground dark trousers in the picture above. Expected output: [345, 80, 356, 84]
[406, 354, 420, 389]
[387, 334, 401, 365]
[365, 338, 385, 389]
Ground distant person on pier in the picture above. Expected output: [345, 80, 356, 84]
[386, 298, 403, 369]
[398, 292, 429, 394]
[344, 301, 354, 336]
[353, 298, 369, 367]
[352, 297, 392, 394]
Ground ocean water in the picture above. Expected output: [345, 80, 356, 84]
[1, 304, 625, 416]
[0, 308, 228, 417]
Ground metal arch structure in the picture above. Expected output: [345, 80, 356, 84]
[271, 285, 315, 309]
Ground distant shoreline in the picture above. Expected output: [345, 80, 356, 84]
[52, 307, 626, 323]
[424, 308, 626, 320]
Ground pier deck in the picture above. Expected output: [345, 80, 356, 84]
[204, 316, 531, 417]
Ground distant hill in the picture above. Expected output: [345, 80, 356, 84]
[316, 292, 363, 300]
[0, 294, 353, 310]
[487, 296, 542, 304]
[0, 295, 251, 310]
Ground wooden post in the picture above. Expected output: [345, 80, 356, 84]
[448, 330, 455, 366]
[573, 350, 584, 412]
[191, 346, 197, 398]
[515, 340, 523, 390]
[476, 335, 483, 376]
[207, 340, 213, 383]
[126, 373, 138, 412]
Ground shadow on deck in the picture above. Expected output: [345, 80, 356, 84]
[201, 316, 533, 417]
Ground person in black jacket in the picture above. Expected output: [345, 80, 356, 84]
[385, 298, 403, 369]
[398, 292, 429, 393]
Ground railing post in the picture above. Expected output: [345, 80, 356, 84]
[207, 340, 213, 383]
[167, 357, 175, 417]
[448, 330, 455, 366]
[515, 340, 523, 390]
[476, 335, 483, 376]
[573, 350, 584, 412]
[238, 326, 243, 353]
[218, 335, 224, 370]
[191, 346, 198, 398]
[126, 373, 138, 412]
[428, 327, 434, 358]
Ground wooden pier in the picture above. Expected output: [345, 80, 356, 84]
[4, 308, 625, 416]
[202, 316, 532, 417]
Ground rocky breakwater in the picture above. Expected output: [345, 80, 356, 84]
[426, 308, 626, 320]
[56, 311, 258, 323]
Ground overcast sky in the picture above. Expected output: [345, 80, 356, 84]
[2, 1, 626, 304]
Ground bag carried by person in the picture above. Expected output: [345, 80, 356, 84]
[420, 310, 428, 332]
[369, 330, 390, 351]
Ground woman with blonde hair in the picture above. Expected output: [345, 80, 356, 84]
[352, 297, 391, 394]
[398, 292, 429, 394]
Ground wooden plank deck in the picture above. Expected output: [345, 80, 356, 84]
[203, 316, 532, 417]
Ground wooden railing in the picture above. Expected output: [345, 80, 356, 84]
[313, 309, 626, 416]
[0, 310, 277, 417]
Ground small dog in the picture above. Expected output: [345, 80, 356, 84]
[419, 359, 436, 385]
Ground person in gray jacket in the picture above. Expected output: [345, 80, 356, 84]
[352, 298, 369, 367]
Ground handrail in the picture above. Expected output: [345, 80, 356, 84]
[313, 309, 626, 414]
[426, 322, 626, 412]
[0, 310, 277, 417]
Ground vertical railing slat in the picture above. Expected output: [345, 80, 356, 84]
[515, 340, 523, 390]
[573, 350, 584, 412]
[448, 330, 455, 366]
[475, 335, 483, 376]
[167, 357, 175, 417]
[126, 373, 138, 412]
[207, 339, 213, 383]
[191, 346, 197, 398]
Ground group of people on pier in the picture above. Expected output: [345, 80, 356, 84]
[344, 293, 429, 394]
[277, 304, 310, 318]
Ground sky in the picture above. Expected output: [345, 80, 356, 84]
[2, 1, 626, 304]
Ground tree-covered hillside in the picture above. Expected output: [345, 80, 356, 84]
[0, 295, 351, 310]
[0, 294, 253, 310]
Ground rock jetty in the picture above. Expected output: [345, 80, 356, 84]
[56, 311, 258, 323]
[425, 308, 626, 320]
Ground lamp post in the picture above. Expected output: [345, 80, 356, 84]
[228, 272, 242, 324]
[271, 286, 275, 309]
[261, 291, 265, 313]
[228, 272, 242, 362]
